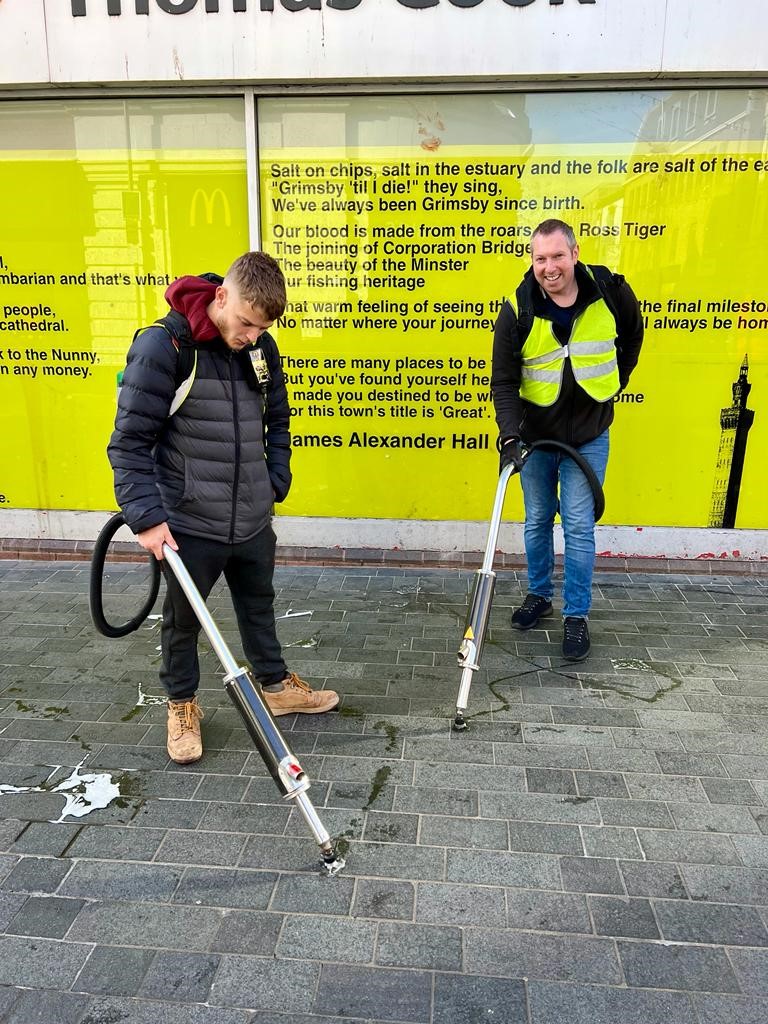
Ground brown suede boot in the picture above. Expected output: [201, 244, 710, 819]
[166, 697, 204, 764]
[263, 673, 339, 716]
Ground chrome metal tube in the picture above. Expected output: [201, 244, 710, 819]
[162, 545, 239, 675]
[453, 463, 518, 730]
[161, 543, 344, 872]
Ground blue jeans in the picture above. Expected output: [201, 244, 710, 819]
[520, 430, 609, 619]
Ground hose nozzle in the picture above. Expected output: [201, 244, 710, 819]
[320, 845, 346, 876]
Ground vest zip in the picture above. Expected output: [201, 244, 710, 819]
[566, 310, 582, 446]
[228, 354, 241, 543]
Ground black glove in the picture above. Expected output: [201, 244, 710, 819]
[498, 436, 525, 474]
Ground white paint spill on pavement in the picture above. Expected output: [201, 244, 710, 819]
[0, 763, 122, 821]
[51, 765, 121, 822]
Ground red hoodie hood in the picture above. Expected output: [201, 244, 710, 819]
[164, 276, 220, 342]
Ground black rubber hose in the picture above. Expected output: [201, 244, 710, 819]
[89, 512, 161, 638]
[526, 439, 606, 522]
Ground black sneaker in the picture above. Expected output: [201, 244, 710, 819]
[562, 617, 590, 661]
[511, 594, 554, 630]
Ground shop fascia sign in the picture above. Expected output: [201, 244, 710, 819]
[71, 0, 596, 14]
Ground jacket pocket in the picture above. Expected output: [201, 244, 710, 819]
[178, 457, 203, 509]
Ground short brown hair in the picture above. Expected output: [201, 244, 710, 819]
[532, 219, 577, 250]
[225, 251, 287, 320]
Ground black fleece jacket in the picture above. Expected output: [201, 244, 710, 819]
[491, 261, 644, 448]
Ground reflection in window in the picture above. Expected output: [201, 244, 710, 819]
[670, 102, 681, 138]
[686, 92, 699, 132]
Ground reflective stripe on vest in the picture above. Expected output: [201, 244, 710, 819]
[519, 297, 620, 407]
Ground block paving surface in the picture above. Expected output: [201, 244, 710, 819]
[0, 555, 767, 1022]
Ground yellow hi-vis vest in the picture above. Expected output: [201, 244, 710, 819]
[517, 293, 620, 407]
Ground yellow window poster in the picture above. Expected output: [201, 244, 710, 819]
[0, 98, 249, 513]
[259, 92, 767, 530]
[0, 91, 766, 532]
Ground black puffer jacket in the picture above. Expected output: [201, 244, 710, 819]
[107, 274, 292, 543]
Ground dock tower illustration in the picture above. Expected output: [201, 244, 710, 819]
[708, 354, 755, 528]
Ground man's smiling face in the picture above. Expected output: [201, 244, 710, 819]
[531, 230, 579, 300]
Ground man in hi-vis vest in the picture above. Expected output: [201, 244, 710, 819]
[491, 219, 643, 661]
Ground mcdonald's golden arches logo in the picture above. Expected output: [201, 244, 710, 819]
[190, 188, 231, 227]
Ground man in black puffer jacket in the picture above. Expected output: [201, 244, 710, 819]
[108, 251, 338, 764]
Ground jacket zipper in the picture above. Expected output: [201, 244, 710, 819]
[229, 354, 240, 543]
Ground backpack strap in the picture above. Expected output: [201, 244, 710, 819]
[513, 277, 535, 347]
[133, 311, 197, 416]
[586, 263, 624, 323]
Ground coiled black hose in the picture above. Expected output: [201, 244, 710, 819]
[525, 439, 606, 522]
[89, 512, 161, 638]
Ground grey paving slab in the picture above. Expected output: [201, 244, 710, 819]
[479, 790, 603, 824]
[528, 980, 698, 1024]
[694, 993, 768, 1024]
[352, 878, 415, 920]
[581, 825, 644, 859]
[2, 989, 91, 1024]
[77, 995, 253, 1023]
[376, 921, 463, 970]
[0, 855, 72, 893]
[0, 892, 26, 931]
[445, 848, 561, 889]
[508, 820, 584, 855]
[681, 864, 768, 904]
[73, 944, 156, 996]
[209, 909, 283, 955]
[732, 834, 768, 866]
[506, 888, 592, 934]
[2, 559, 768, 1023]
[618, 939, 741, 992]
[313, 963, 432, 1021]
[667, 801, 761, 834]
[346, 840, 446, 881]
[68, 900, 224, 948]
[277, 913, 377, 963]
[415, 880, 506, 927]
[637, 828, 741, 865]
[59, 860, 183, 901]
[727, 947, 768, 994]
[654, 898, 768, 946]
[559, 856, 625, 895]
[138, 950, 220, 1002]
[173, 867, 279, 910]
[433, 974, 527, 1024]
[270, 872, 355, 914]
[589, 894, 660, 938]
[4, 894, 84, 938]
[0, 933, 91, 987]
[463, 927, 622, 983]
